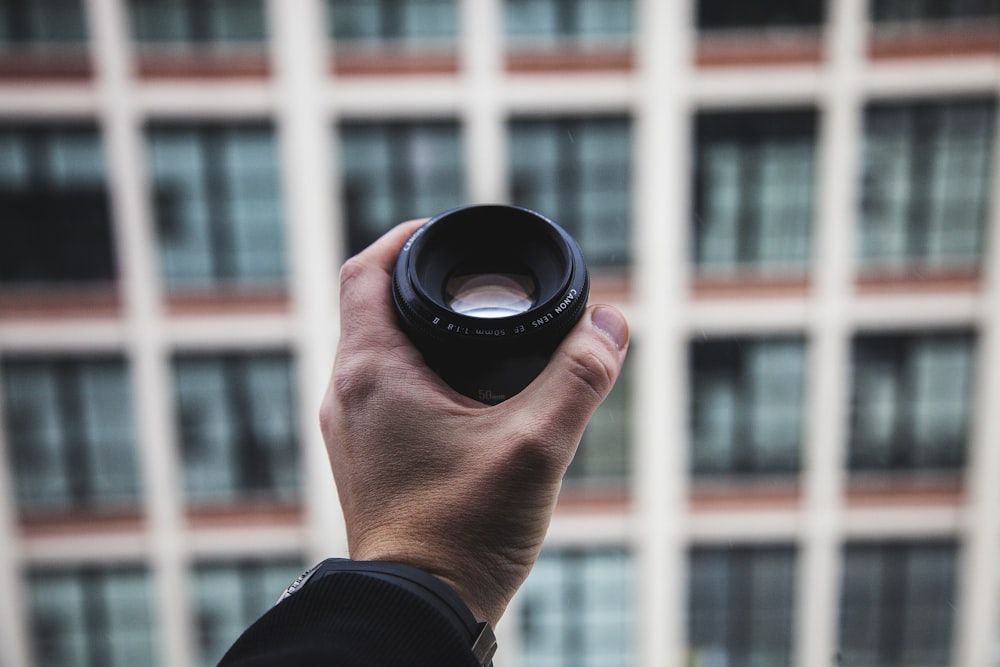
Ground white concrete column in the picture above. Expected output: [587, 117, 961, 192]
[0, 380, 30, 667]
[799, 1, 865, 665]
[461, 0, 505, 203]
[634, 0, 692, 664]
[269, 0, 346, 564]
[86, 1, 191, 665]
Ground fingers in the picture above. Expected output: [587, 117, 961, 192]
[346, 218, 428, 276]
[338, 219, 427, 347]
[510, 304, 629, 442]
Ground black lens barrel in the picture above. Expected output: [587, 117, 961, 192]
[392, 205, 589, 404]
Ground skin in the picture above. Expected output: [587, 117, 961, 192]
[320, 219, 630, 627]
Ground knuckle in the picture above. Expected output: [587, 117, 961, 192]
[331, 354, 379, 407]
[560, 348, 615, 404]
[338, 256, 367, 295]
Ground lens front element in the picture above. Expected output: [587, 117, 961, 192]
[446, 272, 537, 319]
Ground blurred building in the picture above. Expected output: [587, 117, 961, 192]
[0, 1, 998, 666]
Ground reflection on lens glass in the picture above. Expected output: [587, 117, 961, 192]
[447, 272, 536, 318]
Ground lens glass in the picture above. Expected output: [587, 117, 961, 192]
[446, 272, 536, 318]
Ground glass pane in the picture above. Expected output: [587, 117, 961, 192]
[840, 543, 956, 667]
[78, 362, 141, 506]
[28, 571, 87, 667]
[149, 125, 285, 289]
[509, 118, 631, 268]
[691, 339, 804, 475]
[0, 0, 87, 44]
[103, 570, 159, 666]
[860, 100, 995, 271]
[910, 336, 972, 466]
[329, 0, 456, 43]
[689, 546, 795, 667]
[748, 340, 804, 470]
[519, 549, 633, 667]
[28, 567, 158, 667]
[130, 0, 265, 44]
[339, 121, 464, 256]
[175, 354, 299, 505]
[2, 361, 70, 509]
[2, 359, 139, 512]
[175, 357, 237, 503]
[695, 111, 816, 277]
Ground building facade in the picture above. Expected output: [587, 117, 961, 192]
[1, 1, 999, 666]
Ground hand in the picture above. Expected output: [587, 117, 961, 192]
[320, 219, 629, 626]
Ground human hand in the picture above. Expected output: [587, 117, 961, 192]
[320, 219, 629, 627]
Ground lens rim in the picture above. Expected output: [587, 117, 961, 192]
[392, 205, 589, 352]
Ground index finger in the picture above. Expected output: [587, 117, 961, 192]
[348, 218, 428, 276]
[337, 218, 428, 350]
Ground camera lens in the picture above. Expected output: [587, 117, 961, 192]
[392, 204, 589, 404]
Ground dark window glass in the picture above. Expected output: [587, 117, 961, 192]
[839, 541, 956, 667]
[871, 0, 1000, 23]
[174, 352, 299, 506]
[519, 548, 633, 667]
[505, 0, 633, 44]
[565, 352, 630, 487]
[129, 0, 266, 44]
[690, 338, 806, 476]
[191, 558, 304, 667]
[148, 124, 286, 290]
[0, 0, 87, 46]
[509, 116, 631, 268]
[327, 0, 457, 44]
[1, 357, 140, 513]
[694, 110, 816, 277]
[688, 545, 796, 667]
[339, 120, 464, 256]
[859, 98, 995, 272]
[697, 0, 826, 29]
[28, 565, 158, 667]
[0, 125, 115, 286]
[849, 332, 974, 471]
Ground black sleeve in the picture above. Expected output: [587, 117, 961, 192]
[217, 570, 485, 667]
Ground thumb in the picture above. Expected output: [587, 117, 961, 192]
[512, 305, 629, 436]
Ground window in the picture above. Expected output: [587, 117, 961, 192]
[694, 110, 816, 278]
[191, 557, 304, 667]
[850, 332, 974, 472]
[859, 99, 995, 273]
[697, 0, 826, 29]
[509, 117, 631, 269]
[519, 548, 633, 667]
[688, 545, 796, 667]
[27, 565, 158, 667]
[839, 541, 957, 667]
[690, 338, 806, 476]
[0, 125, 114, 286]
[173, 352, 299, 506]
[339, 121, 464, 256]
[148, 124, 286, 291]
[505, 0, 633, 48]
[129, 0, 266, 46]
[327, 0, 457, 46]
[1, 357, 140, 514]
[871, 0, 1000, 24]
[565, 353, 630, 488]
[0, 0, 87, 48]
